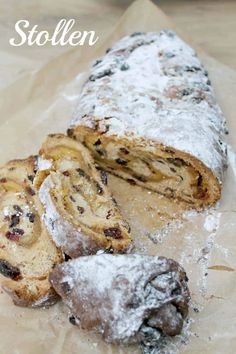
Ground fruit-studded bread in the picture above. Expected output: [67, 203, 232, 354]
[49, 254, 190, 346]
[0, 157, 63, 307]
[35, 134, 131, 257]
[68, 30, 228, 209]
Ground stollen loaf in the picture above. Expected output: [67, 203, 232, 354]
[68, 30, 228, 208]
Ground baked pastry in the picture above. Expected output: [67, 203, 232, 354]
[68, 30, 228, 209]
[0, 157, 63, 307]
[49, 254, 190, 346]
[35, 134, 131, 257]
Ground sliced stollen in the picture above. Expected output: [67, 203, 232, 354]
[0, 157, 63, 307]
[35, 134, 131, 257]
[49, 254, 190, 346]
[68, 30, 228, 209]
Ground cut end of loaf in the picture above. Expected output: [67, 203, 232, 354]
[68, 126, 221, 209]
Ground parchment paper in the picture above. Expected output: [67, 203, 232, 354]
[0, 1, 236, 353]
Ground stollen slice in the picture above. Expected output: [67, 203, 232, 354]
[0, 156, 63, 307]
[35, 134, 131, 257]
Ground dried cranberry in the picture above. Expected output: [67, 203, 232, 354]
[5, 228, 24, 241]
[120, 147, 130, 155]
[63, 171, 70, 177]
[26, 187, 36, 196]
[104, 227, 122, 239]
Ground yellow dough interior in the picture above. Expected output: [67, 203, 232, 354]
[81, 135, 210, 206]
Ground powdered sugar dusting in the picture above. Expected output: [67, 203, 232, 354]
[71, 30, 227, 181]
[39, 173, 93, 257]
[50, 254, 190, 346]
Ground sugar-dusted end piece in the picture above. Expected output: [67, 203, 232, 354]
[50, 254, 190, 345]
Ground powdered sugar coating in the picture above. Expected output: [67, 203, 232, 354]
[39, 173, 94, 257]
[71, 31, 227, 181]
[50, 254, 190, 345]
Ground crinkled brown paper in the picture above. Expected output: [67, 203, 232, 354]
[0, 0, 236, 353]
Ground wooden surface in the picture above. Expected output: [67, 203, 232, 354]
[0, 0, 235, 89]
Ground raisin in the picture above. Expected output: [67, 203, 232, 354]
[134, 175, 147, 182]
[89, 69, 113, 81]
[197, 175, 203, 187]
[93, 59, 102, 67]
[127, 178, 137, 185]
[165, 52, 175, 58]
[0, 260, 22, 280]
[120, 63, 130, 71]
[5, 228, 24, 241]
[69, 315, 77, 326]
[184, 65, 201, 72]
[181, 88, 192, 96]
[26, 187, 36, 196]
[106, 210, 112, 219]
[76, 168, 85, 177]
[115, 158, 128, 166]
[27, 175, 35, 183]
[9, 215, 20, 228]
[192, 97, 203, 104]
[167, 158, 185, 167]
[94, 139, 101, 146]
[100, 170, 108, 185]
[104, 247, 114, 254]
[77, 206, 85, 214]
[70, 195, 76, 202]
[26, 212, 35, 223]
[165, 187, 175, 197]
[112, 197, 118, 205]
[0, 178, 7, 183]
[67, 128, 74, 137]
[97, 149, 105, 157]
[62, 171, 70, 177]
[13, 205, 23, 214]
[130, 32, 144, 37]
[104, 227, 122, 239]
[96, 183, 103, 194]
[64, 253, 72, 261]
[156, 159, 164, 164]
[61, 281, 72, 294]
[120, 147, 130, 155]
